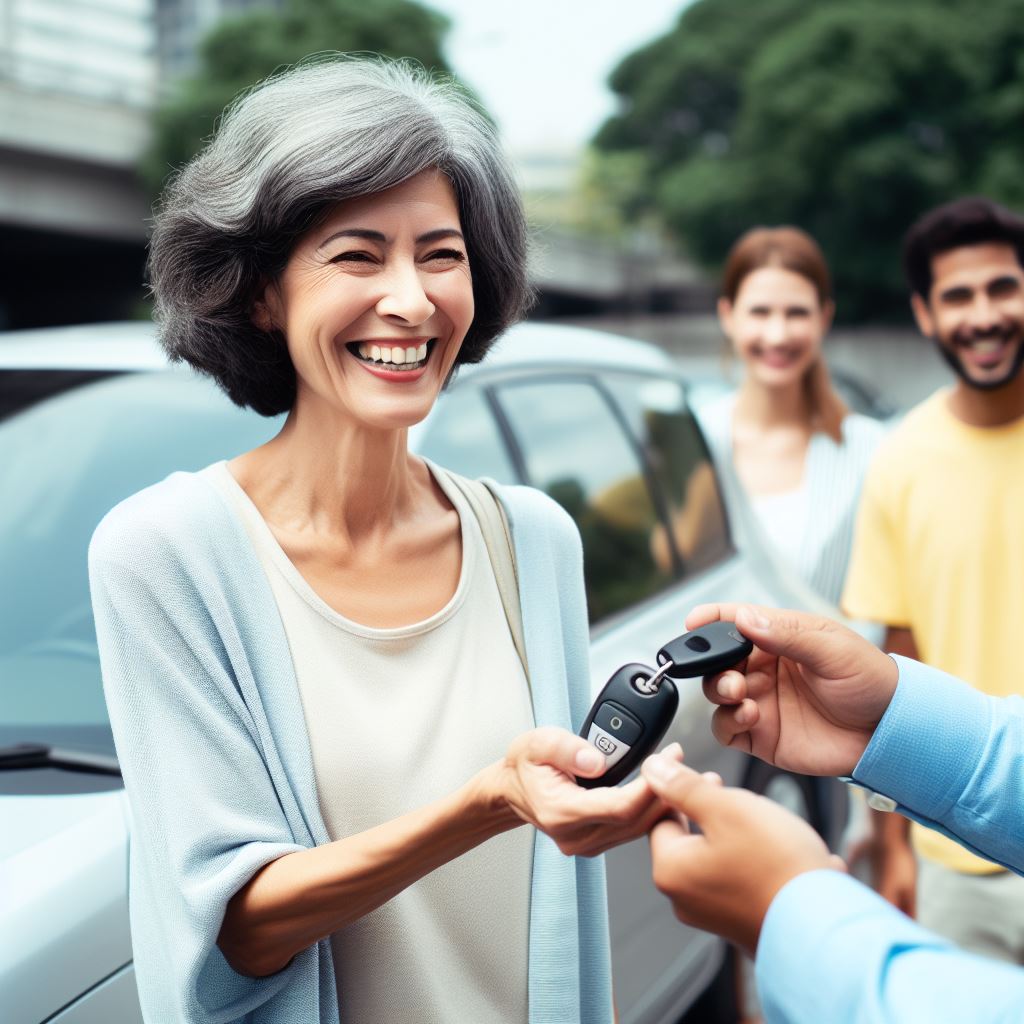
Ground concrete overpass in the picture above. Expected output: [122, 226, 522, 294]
[0, 76, 152, 329]
[0, 80, 705, 328]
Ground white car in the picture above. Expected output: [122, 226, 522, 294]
[0, 321, 847, 1024]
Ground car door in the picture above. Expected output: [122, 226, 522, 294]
[419, 364, 817, 1022]
[485, 370, 744, 1021]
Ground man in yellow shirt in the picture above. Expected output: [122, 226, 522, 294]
[843, 196, 1024, 962]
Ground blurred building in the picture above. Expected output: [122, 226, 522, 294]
[156, 0, 282, 79]
[0, 0, 156, 328]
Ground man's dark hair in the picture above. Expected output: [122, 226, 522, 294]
[903, 197, 1024, 299]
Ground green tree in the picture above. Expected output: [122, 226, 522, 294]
[596, 0, 1024, 320]
[142, 0, 454, 196]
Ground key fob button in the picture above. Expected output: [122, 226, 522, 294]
[593, 701, 643, 745]
[586, 724, 631, 769]
[577, 662, 679, 788]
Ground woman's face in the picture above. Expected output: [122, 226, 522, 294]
[718, 266, 832, 390]
[257, 169, 475, 431]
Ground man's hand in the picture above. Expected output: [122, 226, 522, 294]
[688, 604, 900, 777]
[643, 753, 843, 955]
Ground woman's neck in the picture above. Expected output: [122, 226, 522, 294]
[734, 377, 811, 430]
[232, 396, 424, 546]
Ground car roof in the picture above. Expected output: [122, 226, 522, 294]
[0, 320, 675, 375]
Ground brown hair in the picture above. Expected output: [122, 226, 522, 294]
[722, 226, 848, 443]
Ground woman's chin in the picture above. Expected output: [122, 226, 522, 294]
[349, 398, 437, 433]
[749, 364, 807, 389]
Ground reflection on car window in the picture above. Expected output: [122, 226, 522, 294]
[604, 374, 731, 578]
[495, 378, 671, 624]
[418, 386, 518, 484]
[0, 370, 278, 752]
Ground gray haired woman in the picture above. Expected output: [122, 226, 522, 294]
[88, 56, 671, 1024]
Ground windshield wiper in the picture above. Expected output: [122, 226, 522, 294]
[0, 743, 121, 776]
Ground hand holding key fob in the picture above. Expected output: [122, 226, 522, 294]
[577, 621, 753, 788]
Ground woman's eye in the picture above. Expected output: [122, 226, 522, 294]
[330, 251, 375, 264]
[426, 248, 467, 264]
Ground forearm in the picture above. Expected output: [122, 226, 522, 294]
[219, 761, 519, 976]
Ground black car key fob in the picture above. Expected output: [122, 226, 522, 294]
[655, 621, 753, 679]
[577, 663, 679, 789]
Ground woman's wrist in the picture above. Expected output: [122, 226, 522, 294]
[460, 760, 524, 838]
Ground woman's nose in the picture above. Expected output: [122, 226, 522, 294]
[375, 263, 435, 325]
[763, 315, 787, 344]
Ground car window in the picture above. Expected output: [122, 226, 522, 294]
[418, 385, 518, 484]
[0, 369, 279, 755]
[0, 369, 126, 423]
[603, 373, 732, 578]
[494, 377, 672, 624]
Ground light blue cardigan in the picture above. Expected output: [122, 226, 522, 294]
[89, 469, 612, 1024]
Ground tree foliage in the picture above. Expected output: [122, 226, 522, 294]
[142, 0, 454, 197]
[595, 0, 1024, 320]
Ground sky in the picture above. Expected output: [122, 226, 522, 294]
[425, 0, 690, 156]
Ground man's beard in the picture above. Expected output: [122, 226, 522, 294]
[934, 326, 1024, 392]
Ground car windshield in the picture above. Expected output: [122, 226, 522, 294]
[0, 368, 278, 757]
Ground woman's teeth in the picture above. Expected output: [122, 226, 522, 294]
[355, 342, 429, 369]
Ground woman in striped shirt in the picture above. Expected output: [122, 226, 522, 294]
[697, 227, 887, 615]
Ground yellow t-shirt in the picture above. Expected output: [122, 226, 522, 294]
[843, 389, 1024, 874]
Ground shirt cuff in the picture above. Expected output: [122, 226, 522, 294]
[851, 655, 991, 820]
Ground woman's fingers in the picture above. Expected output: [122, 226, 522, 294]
[523, 726, 607, 779]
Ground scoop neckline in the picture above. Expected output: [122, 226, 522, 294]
[206, 458, 475, 640]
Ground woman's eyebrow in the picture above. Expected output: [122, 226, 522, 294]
[317, 227, 465, 250]
[317, 228, 385, 250]
[417, 228, 465, 244]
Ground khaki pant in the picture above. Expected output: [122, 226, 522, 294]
[917, 858, 1024, 965]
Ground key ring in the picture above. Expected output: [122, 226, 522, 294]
[631, 661, 675, 696]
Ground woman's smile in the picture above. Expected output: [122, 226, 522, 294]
[345, 337, 438, 381]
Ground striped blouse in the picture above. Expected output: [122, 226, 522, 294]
[697, 391, 888, 609]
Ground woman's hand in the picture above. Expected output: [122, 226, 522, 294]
[493, 727, 682, 857]
[689, 603, 899, 778]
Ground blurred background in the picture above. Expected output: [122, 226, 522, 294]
[4, 0, 1024, 401]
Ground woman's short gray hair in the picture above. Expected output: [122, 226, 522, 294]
[149, 55, 531, 415]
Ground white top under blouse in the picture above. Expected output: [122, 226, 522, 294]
[208, 460, 534, 1024]
[750, 481, 810, 572]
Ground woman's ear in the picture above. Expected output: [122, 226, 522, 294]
[716, 295, 734, 338]
[251, 281, 281, 333]
[821, 298, 836, 334]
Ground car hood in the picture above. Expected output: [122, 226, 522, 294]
[1, 788, 133, 1023]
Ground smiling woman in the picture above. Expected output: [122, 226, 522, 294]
[88, 55, 657, 1024]
[696, 227, 888, 611]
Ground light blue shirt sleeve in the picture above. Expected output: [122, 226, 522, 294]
[757, 871, 1024, 1023]
[755, 655, 1024, 1022]
[854, 655, 1024, 874]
